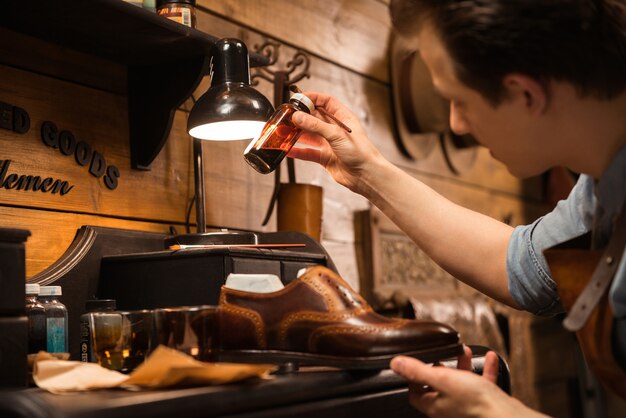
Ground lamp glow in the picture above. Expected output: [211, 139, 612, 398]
[188, 120, 265, 141]
[187, 38, 273, 141]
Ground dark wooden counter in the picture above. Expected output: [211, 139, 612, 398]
[0, 369, 419, 418]
[0, 350, 507, 418]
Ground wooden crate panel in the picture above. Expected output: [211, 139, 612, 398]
[0, 206, 172, 277]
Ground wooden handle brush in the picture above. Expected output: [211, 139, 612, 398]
[289, 85, 352, 133]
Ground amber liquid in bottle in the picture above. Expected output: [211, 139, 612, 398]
[244, 97, 311, 174]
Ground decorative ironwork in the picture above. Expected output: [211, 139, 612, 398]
[251, 40, 311, 87]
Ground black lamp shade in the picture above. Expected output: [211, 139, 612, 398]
[188, 38, 274, 140]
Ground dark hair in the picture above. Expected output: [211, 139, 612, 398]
[390, 0, 626, 105]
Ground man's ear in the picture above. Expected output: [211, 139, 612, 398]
[502, 74, 548, 115]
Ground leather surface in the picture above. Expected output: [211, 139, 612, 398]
[217, 266, 459, 357]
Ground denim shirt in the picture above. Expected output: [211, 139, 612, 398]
[507, 143, 626, 318]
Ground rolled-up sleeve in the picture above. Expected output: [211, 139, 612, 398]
[507, 175, 595, 316]
[508, 220, 563, 315]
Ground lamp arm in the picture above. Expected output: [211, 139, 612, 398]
[193, 137, 206, 233]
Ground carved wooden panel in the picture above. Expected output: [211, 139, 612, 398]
[379, 231, 457, 290]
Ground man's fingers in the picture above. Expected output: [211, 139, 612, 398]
[302, 91, 348, 116]
[390, 355, 449, 390]
[408, 389, 439, 414]
[287, 147, 321, 164]
[457, 345, 473, 371]
[482, 351, 499, 384]
[391, 356, 429, 383]
[294, 131, 326, 148]
[293, 111, 344, 142]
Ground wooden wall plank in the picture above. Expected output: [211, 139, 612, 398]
[191, 8, 542, 209]
[0, 28, 127, 94]
[412, 171, 548, 226]
[196, 0, 392, 82]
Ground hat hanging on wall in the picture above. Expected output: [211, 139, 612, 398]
[389, 34, 478, 175]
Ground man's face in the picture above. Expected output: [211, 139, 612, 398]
[417, 24, 552, 178]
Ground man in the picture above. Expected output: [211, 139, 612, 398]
[287, 0, 626, 416]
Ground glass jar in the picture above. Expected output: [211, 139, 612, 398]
[80, 299, 117, 363]
[156, 0, 196, 28]
[243, 93, 315, 174]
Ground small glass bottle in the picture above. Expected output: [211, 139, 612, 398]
[39, 286, 69, 353]
[79, 299, 117, 363]
[25, 284, 46, 354]
[243, 93, 315, 174]
[156, 0, 196, 28]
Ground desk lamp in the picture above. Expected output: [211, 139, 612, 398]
[172, 38, 274, 247]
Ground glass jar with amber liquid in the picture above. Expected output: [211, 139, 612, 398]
[243, 93, 315, 174]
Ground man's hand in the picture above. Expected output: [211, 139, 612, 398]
[288, 91, 388, 194]
[390, 346, 548, 418]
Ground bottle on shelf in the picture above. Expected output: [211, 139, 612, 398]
[25, 283, 46, 354]
[243, 92, 315, 174]
[38, 286, 69, 353]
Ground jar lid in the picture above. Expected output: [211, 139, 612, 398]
[290, 93, 315, 112]
[85, 299, 116, 312]
[156, 0, 195, 7]
[39, 286, 62, 296]
[25, 283, 40, 295]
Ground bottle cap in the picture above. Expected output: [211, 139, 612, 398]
[290, 93, 315, 112]
[25, 283, 40, 295]
[85, 299, 116, 312]
[39, 286, 62, 296]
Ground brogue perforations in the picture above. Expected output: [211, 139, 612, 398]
[221, 303, 267, 348]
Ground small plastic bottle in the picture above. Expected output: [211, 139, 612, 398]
[143, 0, 156, 12]
[243, 92, 315, 174]
[79, 299, 117, 363]
[39, 286, 69, 353]
[25, 284, 46, 354]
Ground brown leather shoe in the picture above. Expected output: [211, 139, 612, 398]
[214, 266, 462, 369]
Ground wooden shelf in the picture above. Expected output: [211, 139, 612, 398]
[0, 0, 268, 169]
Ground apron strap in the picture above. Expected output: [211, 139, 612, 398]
[563, 205, 626, 331]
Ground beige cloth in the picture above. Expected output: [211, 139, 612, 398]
[33, 345, 275, 394]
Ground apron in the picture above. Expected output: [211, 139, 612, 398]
[544, 225, 626, 401]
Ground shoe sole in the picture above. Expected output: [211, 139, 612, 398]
[212, 343, 463, 370]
